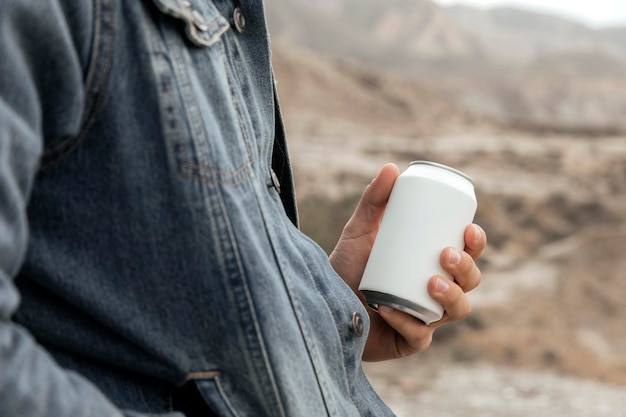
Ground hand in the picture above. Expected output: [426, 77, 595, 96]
[329, 163, 487, 362]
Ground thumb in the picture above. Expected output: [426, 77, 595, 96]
[330, 163, 400, 289]
[344, 163, 399, 238]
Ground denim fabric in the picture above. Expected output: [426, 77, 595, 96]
[0, 0, 395, 416]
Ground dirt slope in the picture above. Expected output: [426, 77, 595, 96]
[271, 42, 626, 414]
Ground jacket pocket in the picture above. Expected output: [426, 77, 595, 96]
[192, 373, 242, 417]
[146, 0, 255, 185]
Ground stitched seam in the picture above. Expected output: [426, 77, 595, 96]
[143, 9, 194, 182]
[176, 169, 250, 186]
[180, 161, 249, 176]
[164, 27, 253, 184]
[41, 0, 115, 170]
[162, 8, 200, 175]
[213, 375, 244, 417]
[157, 53, 187, 180]
[222, 39, 255, 165]
[213, 183, 288, 417]
[186, 370, 221, 379]
[150, 6, 252, 185]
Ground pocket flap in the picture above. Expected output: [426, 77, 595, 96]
[151, 0, 230, 47]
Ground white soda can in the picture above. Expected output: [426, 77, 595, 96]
[359, 161, 477, 324]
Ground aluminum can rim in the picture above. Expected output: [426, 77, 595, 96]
[409, 160, 474, 186]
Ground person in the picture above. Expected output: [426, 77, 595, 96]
[0, 1, 486, 416]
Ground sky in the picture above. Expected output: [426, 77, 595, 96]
[433, 0, 626, 27]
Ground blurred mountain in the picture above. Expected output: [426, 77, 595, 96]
[445, 5, 626, 65]
[265, 0, 484, 66]
[264, 0, 626, 132]
[271, 42, 482, 141]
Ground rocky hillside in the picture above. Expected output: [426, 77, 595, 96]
[264, 0, 626, 131]
[270, 34, 626, 417]
[266, 3, 626, 413]
[272, 42, 483, 140]
[265, 0, 483, 64]
[445, 5, 626, 63]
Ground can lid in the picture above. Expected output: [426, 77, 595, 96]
[409, 160, 474, 186]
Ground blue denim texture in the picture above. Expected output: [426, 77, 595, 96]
[0, 0, 395, 416]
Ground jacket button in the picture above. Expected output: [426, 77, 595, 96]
[233, 7, 246, 33]
[351, 312, 364, 337]
[267, 169, 281, 194]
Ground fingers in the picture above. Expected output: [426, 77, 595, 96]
[364, 163, 400, 208]
[464, 224, 486, 260]
[374, 246, 480, 356]
[429, 224, 485, 325]
[342, 163, 399, 239]
[428, 276, 472, 324]
[373, 278, 471, 357]
[330, 163, 400, 289]
[377, 306, 434, 355]
[436, 223, 485, 294]
[440, 247, 482, 293]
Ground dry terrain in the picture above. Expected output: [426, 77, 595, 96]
[265, 0, 626, 132]
[272, 42, 626, 415]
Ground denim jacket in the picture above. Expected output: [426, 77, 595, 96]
[0, 0, 394, 416]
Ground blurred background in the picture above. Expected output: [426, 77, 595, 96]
[263, 0, 626, 415]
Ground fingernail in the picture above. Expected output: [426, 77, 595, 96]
[435, 277, 451, 293]
[449, 248, 462, 265]
[472, 224, 483, 245]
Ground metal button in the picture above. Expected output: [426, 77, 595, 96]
[191, 9, 209, 32]
[233, 7, 246, 33]
[267, 169, 281, 194]
[351, 312, 364, 337]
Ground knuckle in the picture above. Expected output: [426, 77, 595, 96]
[447, 294, 472, 321]
[410, 332, 433, 353]
[460, 303, 472, 320]
[462, 265, 482, 292]
[454, 303, 472, 321]
[473, 267, 483, 287]
[454, 256, 481, 292]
